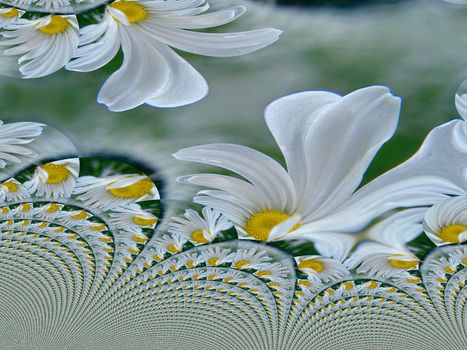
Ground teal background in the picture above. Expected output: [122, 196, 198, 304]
[0, 0, 465, 200]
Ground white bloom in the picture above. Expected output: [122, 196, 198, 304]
[108, 203, 158, 233]
[295, 255, 349, 283]
[0, 8, 24, 28]
[345, 242, 420, 278]
[24, 158, 79, 200]
[66, 0, 281, 111]
[200, 246, 234, 266]
[154, 234, 187, 254]
[74, 174, 159, 211]
[168, 207, 232, 245]
[0, 178, 30, 202]
[174, 86, 467, 260]
[423, 196, 467, 246]
[0, 120, 43, 168]
[0, 15, 79, 78]
[232, 247, 272, 269]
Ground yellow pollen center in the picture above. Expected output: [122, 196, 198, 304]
[46, 203, 60, 213]
[244, 210, 300, 241]
[298, 259, 325, 272]
[132, 215, 157, 226]
[233, 260, 249, 269]
[38, 16, 70, 35]
[132, 234, 148, 244]
[107, 178, 154, 198]
[71, 211, 88, 220]
[388, 255, 420, 269]
[109, 1, 148, 23]
[2, 8, 19, 18]
[167, 245, 180, 254]
[3, 181, 18, 192]
[191, 230, 208, 244]
[207, 257, 219, 266]
[437, 224, 467, 243]
[40, 163, 70, 184]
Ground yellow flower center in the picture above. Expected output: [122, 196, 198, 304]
[46, 203, 60, 213]
[107, 178, 154, 198]
[297, 258, 325, 272]
[3, 181, 18, 192]
[244, 210, 300, 241]
[38, 16, 70, 35]
[132, 215, 157, 226]
[233, 260, 249, 269]
[388, 254, 419, 269]
[40, 163, 70, 184]
[1, 8, 19, 19]
[167, 245, 180, 254]
[109, 1, 148, 23]
[90, 223, 106, 231]
[71, 211, 88, 220]
[132, 234, 148, 244]
[437, 224, 467, 243]
[207, 257, 219, 266]
[191, 230, 208, 244]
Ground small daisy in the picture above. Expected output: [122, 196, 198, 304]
[0, 120, 43, 168]
[449, 247, 467, 266]
[345, 242, 420, 278]
[428, 256, 459, 275]
[34, 202, 63, 220]
[0, 15, 79, 78]
[0, 8, 24, 28]
[255, 262, 289, 280]
[200, 246, 234, 266]
[168, 207, 232, 245]
[232, 247, 272, 270]
[153, 234, 186, 255]
[66, 0, 281, 111]
[24, 158, 79, 200]
[295, 255, 349, 283]
[108, 203, 158, 233]
[57, 209, 92, 227]
[423, 196, 467, 246]
[0, 178, 30, 202]
[74, 174, 159, 211]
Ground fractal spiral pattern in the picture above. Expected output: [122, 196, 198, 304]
[0, 85, 465, 349]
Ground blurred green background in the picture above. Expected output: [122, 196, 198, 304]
[0, 0, 465, 201]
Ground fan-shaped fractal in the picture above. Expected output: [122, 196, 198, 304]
[0, 120, 464, 350]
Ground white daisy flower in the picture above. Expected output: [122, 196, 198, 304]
[423, 196, 467, 246]
[168, 207, 232, 245]
[200, 246, 234, 266]
[108, 203, 158, 233]
[66, 0, 281, 111]
[24, 158, 79, 200]
[154, 234, 187, 255]
[0, 178, 30, 202]
[74, 174, 159, 211]
[174, 86, 467, 260]
[57, 209, 92, 227]
[232, 247, 272, 269]
[345, 242, 420, 278]
[0, 15, 79, 78]
[0, 8, 24, 28]
[34, 202, 63, 220]
[449, 247, 467, 266]
[0, 120, 43, 168]
[254, 262, 289, 280]
[295, 255, 349, 283]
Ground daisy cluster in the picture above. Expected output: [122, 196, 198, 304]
[0, 82, 465, 347]
[0, 0, 281, 111]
